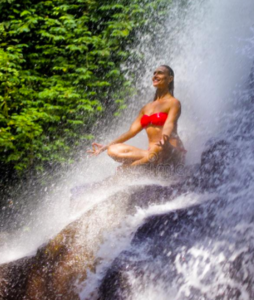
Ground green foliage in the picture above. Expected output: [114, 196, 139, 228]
[0, 0, 171, 176]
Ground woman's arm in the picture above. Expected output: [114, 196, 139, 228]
[88, 107, 144, 156]
[106, 108, 144, 147]
[157, 99, 181, 147]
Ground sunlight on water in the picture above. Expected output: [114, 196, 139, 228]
[1, 1, 254, 299]
[135, 0, 254, 164]
[79, 191, 209, 299]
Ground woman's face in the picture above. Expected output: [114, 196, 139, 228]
[152, 66, 173, 89]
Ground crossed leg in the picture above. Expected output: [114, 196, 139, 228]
[107, 143, 148, 165]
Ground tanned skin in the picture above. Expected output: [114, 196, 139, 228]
[87, 66, 184, 168]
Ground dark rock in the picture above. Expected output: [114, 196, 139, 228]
[97, 194, 254, 300]
[195, 139, 239, 190]
[97, 200, 218, 300]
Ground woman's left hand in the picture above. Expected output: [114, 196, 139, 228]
[87, 143, 107, 156]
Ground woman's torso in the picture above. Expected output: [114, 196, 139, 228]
[142, 96, 182, 149]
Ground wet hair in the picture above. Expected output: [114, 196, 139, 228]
[153, 65, 175, 101]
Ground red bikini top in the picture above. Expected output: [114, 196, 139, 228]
[140, 112, 168, 128]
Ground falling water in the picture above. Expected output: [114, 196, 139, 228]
[79, 0, 254, 298]
[0, 0, 254, 299]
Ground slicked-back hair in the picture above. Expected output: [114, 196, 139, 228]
[153, 65, 174, 101]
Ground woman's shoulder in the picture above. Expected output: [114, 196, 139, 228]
[141, 101, 153, 111]
[168, 96, 181, 108]
[163, 97, 181, 114]
[172, 97, 181, 105]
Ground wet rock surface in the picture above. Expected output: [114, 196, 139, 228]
[0, 180, 187, 299]
[97, 181, 254, 300]
[96, 71, 254, 299]
[1, 126, 254, 300]
[97, 206, 254, 299]
[1, 130, 252, 300]
[1, 68, 254, 300]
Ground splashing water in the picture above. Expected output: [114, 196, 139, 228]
[1, 0, 254, 299]
[78, 0, 254, 298]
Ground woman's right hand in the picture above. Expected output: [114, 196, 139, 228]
[87, 142, 107, 156]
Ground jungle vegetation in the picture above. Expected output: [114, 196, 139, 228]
[0, 0, 172, 185]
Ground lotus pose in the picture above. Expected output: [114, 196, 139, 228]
[87, 65, 186, 169]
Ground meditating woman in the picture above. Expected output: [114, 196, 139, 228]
[87, 65, 186, 169]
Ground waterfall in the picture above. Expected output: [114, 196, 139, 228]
[1, 0, 254, 299]
[79, 0, 254, 298]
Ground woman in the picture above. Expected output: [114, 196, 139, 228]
[87, 65, 186, 170]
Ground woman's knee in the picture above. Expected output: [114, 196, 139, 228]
[107, 144, 120, 158]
